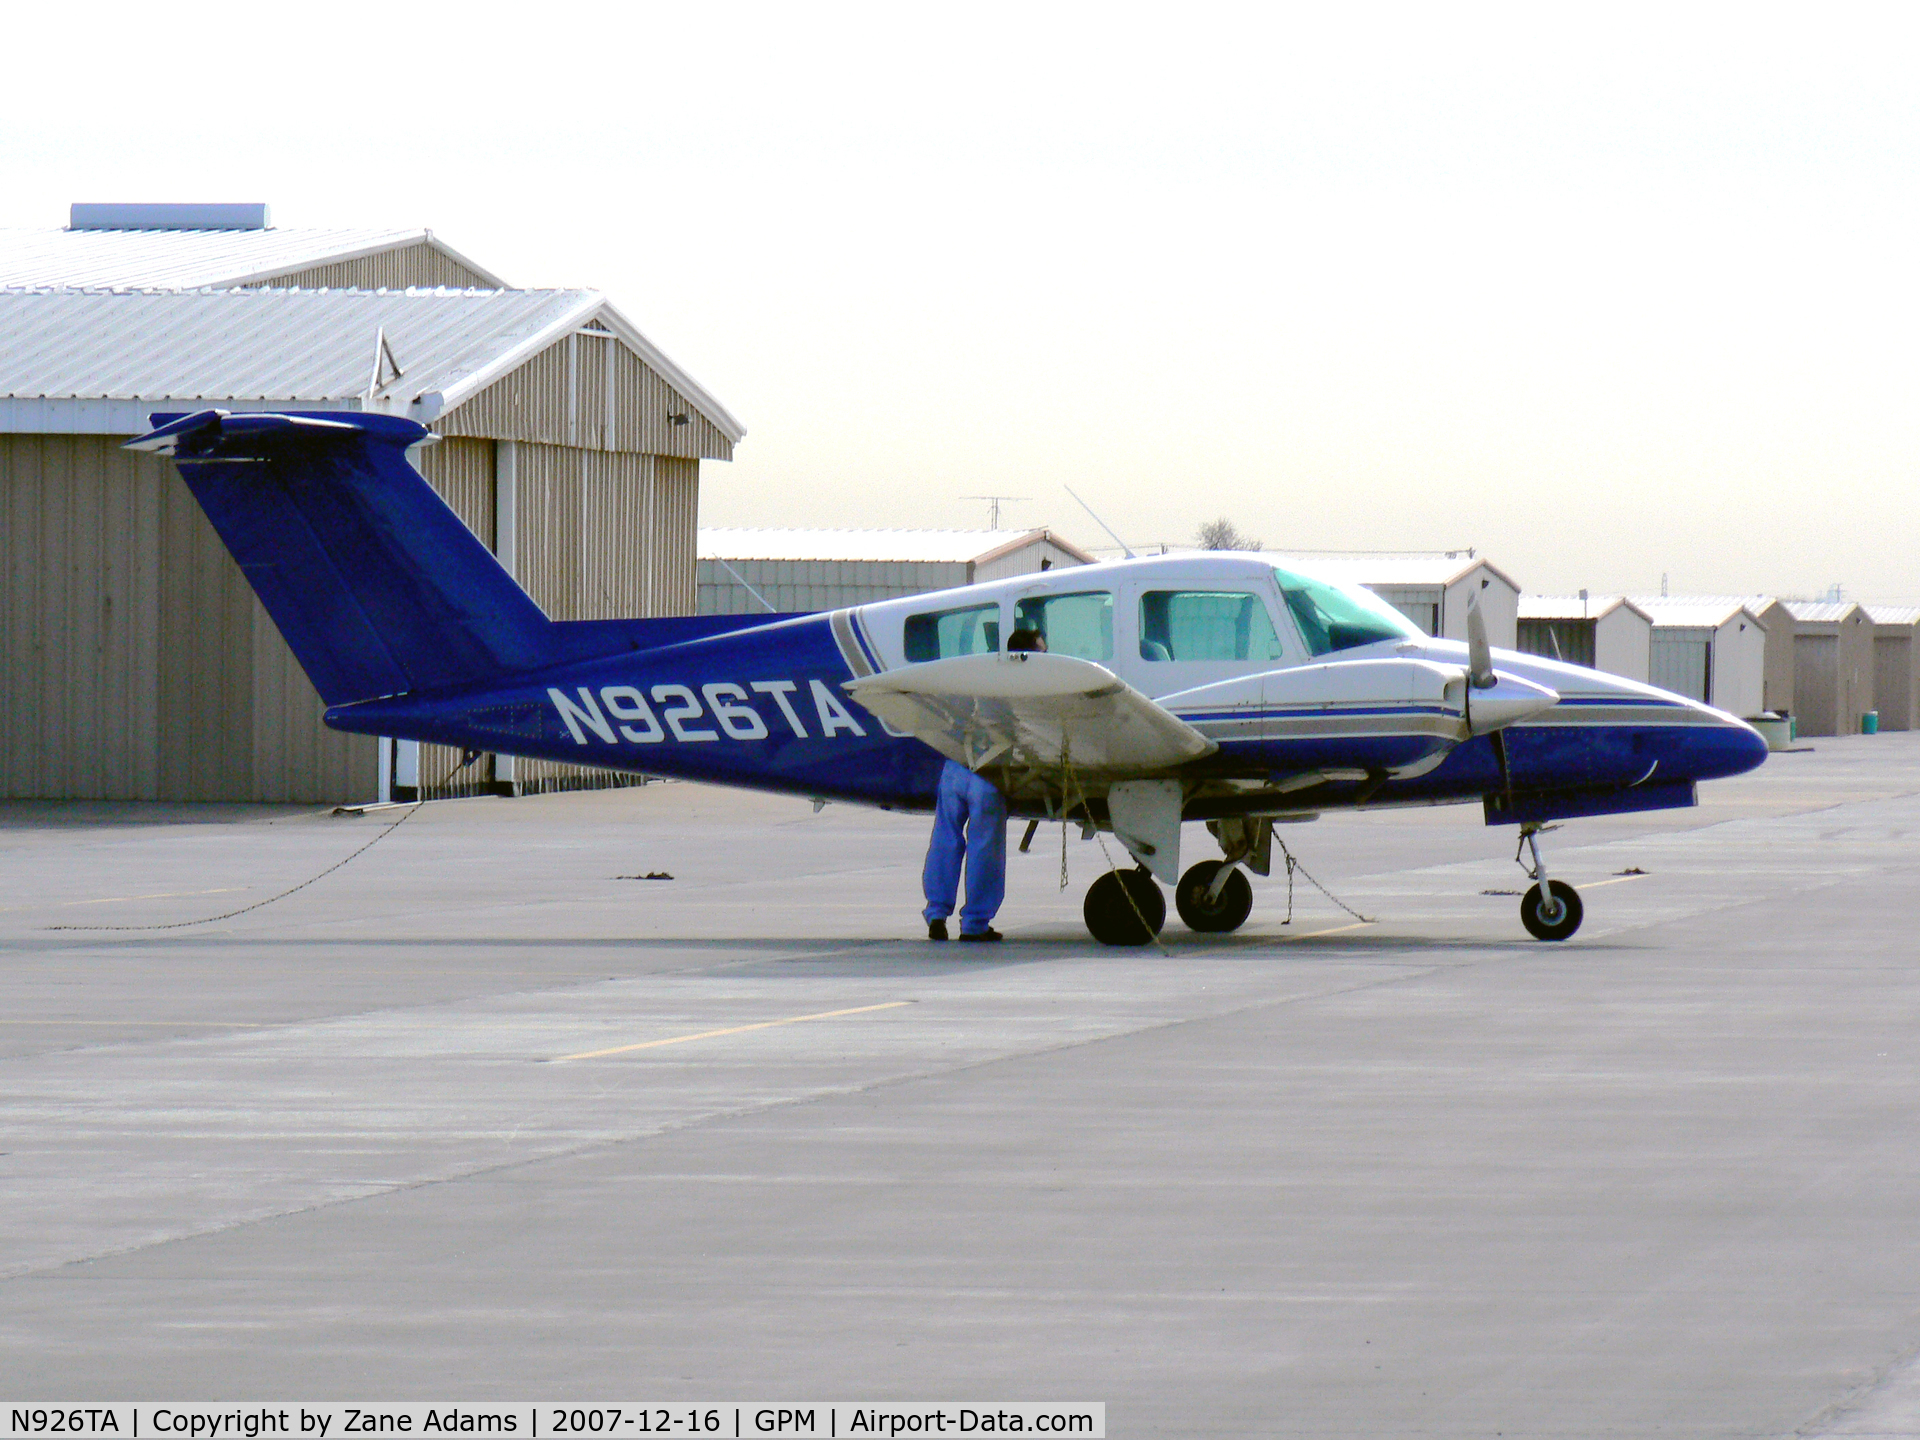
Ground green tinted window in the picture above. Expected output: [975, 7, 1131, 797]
[1013, 591, 1113, 661]
[903, 602, 999, 661]
[1139, 591, 1284, 662]
[1274, 568, 1417, 656]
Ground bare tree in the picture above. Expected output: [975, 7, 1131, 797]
[1195, 517, 1262, 551]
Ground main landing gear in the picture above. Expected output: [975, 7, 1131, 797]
[1082, 860, 1257, 946]
[1174, 859, 1255, 933]
[1516, 822, 1583, 941]
[1081, 813, 1268, 946]
[1083, 867, 1166, 946]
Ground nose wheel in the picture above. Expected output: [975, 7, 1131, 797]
[1516, 823, 1583, 941]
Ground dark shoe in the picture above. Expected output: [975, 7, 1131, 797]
[927, 919, 949, 941]
[957, 927, 1003, 943]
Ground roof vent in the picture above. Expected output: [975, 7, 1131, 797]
[69, 203, 271, 232]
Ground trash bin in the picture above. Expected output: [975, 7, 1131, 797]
[1863, 711, 1880, 735]
[1749, 714, 1793, 752]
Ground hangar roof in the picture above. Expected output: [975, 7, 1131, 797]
[700, 528, 1092, 566]
[1782, 600, 1866, 624]
[0, 286, 744, 442]
[0, 225, 507, 291]
[1633, 598, 1768, 629]
[1518, 594, 1652, 623]
[1867, 604, 1920, 627]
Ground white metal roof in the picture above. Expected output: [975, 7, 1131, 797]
[1517, 594, 1652, 623]
[1632, 597, 1767, 629]
[1265, 550, 1522, 592]
[1782, 600, 1866, 624]
[0, 225, 507, 290]
[0, 287, 744, 442]
[700, 528, 1077, 565]
[1867, 604, 1920, 626]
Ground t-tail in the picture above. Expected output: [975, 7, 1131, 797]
[130, 410, 555, 705]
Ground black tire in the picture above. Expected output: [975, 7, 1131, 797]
[1175, 860, 1254, 933]
[1084, 868, 1167, 946]
[1520, 879, 1583, 941]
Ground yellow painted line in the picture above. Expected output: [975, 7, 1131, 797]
[554, 1001, 914, 1063]
[0, 887, 245, 914]
[1584, 874, 1651, 889]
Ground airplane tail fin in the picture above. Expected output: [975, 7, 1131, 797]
[129, 410, 553, 707]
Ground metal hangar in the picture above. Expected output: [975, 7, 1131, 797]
[0, 207, 743, 803]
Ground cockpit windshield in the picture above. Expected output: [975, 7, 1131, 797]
[1273, 567, 1420, 655]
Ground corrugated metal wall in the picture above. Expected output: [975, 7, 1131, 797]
[697, 559, 971, 615]
[438, 332, 733, 461]
[3, 435, 161, 798]
[1, 433, 380, 802]
[265, 243, 495, 291]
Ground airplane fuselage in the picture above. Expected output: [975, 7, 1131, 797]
[330, 554, 1767, 826]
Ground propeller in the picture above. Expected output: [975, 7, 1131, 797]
[1466, 591, 1495, 690]
[1465, 591, 1516, 810]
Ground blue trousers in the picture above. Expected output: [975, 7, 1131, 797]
[922, 760, 1007, 933]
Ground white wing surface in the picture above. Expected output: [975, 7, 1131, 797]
[843, 653, 1217, 773]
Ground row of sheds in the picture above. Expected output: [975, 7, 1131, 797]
[1517, 594, 1920, 735]
[2, 209, 743, 804]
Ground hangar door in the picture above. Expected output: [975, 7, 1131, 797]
[1794, 634, 1838, 736]
[1368, 585, 1441, 636]
[1874, 635, 1913, 731]
[1649, 627, 1711, 703]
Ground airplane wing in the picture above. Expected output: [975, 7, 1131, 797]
[843, 653, 1217, 773]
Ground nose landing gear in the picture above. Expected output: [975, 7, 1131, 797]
[1516, 823, 1583, 940]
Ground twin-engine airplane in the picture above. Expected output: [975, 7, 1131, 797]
[131, 410, 1769, 945]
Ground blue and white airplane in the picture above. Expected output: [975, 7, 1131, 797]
[130, 409, 1769, 945]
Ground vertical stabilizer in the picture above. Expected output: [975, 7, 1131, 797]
[129, 410, 553, 706]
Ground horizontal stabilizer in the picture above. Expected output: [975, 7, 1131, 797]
[845, 652, 1216, 773]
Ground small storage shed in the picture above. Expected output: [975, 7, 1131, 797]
[1264, 552, 1521, 648]
[1630, 594, 1796, 714]
[1515, 595, 1653, 681]
[1867, 606, 1920, 732]
[1632, 600, 1768, 717]
[1783, 601, 1876, 736]
[696, 529, 1092, 614]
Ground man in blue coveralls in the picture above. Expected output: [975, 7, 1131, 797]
[921, 627, 1042, 942]
[922, 759, 1008, 943]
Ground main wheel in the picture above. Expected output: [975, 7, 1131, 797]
[1175, 860, 1254, 933]
[1084, 868, 1167, 946]
[1520, 880, 1583, 941]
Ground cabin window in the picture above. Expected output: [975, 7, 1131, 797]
[903, 603, 1000, 662]
[1138, 591, 1284, 662]
[1274, 567, 1417, 655]
[1012, 591, 1113, 662]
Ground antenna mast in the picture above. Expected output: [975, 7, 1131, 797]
[960, 495, 1029, 530]
[1064, 486, 1136, 559]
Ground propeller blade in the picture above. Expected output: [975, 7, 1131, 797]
[1466, 592, 1495, 689]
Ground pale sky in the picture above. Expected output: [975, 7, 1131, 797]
[7, 4, 1918, 600]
